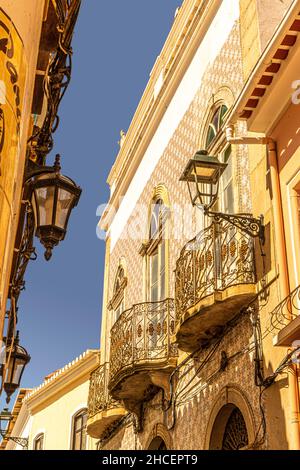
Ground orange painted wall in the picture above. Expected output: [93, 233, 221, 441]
[271, 102, 300, 290]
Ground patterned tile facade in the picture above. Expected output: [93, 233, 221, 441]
[102, 22, 265, 450]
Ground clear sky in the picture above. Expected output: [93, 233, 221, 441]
[1, 0, 182, 408]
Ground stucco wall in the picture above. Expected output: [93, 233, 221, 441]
[28, 378, 96, 450]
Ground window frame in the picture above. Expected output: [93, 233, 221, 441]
[108, 265, 127, 324]
[33, 433, 44, 451]
[145, 199, 168, 303]
[71, 408, 87, 451]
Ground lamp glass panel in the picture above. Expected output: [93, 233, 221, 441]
[0, 341, 5, 366]
[35, 186, 55, 226]
[192, 166, 216, 179]
[55, 188, 75, 229]
[12, 363, 24, 385]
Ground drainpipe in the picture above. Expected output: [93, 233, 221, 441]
[226, 125, 300, 449]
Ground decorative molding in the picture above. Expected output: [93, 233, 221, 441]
[24, 350, 99, 411]
[108, 277, 128, 311]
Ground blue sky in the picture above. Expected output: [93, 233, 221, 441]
[1, 0, 182, 407]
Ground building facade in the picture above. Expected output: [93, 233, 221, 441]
[87, 0, 300, 451]
[2, 350, 98, 450]
[0, 0, 82, 405]
[0, 0, 49, 342]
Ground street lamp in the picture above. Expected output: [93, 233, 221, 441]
[180, 150, 265, 243]
[26, 154, 82, 260]
[3, 332, 30, 404]
[0, 407, 28, 449]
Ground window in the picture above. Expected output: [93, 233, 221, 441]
[206, 104, 228, 149]
[109, 265, 127, 323]
[219, 145, 234, 214]
[33, 433, 44, 450]
[147, 199, 167, 302]
[71, 409, 87, 450]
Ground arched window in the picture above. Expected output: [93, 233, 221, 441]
[222, 407, 249, 450]
[148, 436, 167, 450]
[209, 405, 249, 450]
[147, 199, 167, 302]
[205, 104, 228, 149]
[109, 265, 127, 323]
[33, 433, 44, 450]
[204, 104, 234, 214]
[71, 408, 87, 450]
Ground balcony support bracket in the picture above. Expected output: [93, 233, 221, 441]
[205, 209, 265, 245]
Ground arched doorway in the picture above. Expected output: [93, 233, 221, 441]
[209, 404, 249, 450]
[148, 436, 167, 450]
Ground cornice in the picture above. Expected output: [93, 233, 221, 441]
[101, 0, 222, 231]
[24, 350, 99, 412]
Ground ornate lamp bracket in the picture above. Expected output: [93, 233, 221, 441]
[0, 433, 29, 449]
[204, 208, 265, 245]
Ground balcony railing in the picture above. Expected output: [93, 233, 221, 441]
[270, 285, 300, 346]
[270, 285, 300, 330]
[109, 298, 177, 389]
[175, 219, 256, 327]
[88, 363, 120, 419]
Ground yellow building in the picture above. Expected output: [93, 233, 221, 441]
[0, 0, 49, 341]
[0, 1, 82, 404]
[1, 350, 98, 450]
[87, 0, 300, 450]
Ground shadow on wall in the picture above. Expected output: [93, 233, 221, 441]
[263, 355, 289, 450]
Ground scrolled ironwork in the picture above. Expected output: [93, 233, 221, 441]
[1, 434, 28, 449]
[29, 0, 81, 163]
[270, 285, 300, 331]
[109, 299, 177, 385]
[175, 220, 256, 323]
[206, 210, 265, 244]
[88, 363, 121, 419]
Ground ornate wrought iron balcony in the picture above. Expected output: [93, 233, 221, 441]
[109, 299, 177, 420]
[87, 363, 126, 439]
[270, 285, 300, 347]
[175, 220, 257, 352]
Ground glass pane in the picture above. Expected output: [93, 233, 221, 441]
[75, 416, 82, 432]
[219, 105, 228, 127]
[222, 158, 232, 187]
[160, 241, 166, 300]
[12, 364, 23, 385]
[212, 110, 219, 131]
[160, 269, 165, 300]
[151, 283, 159, 302]
[55, 188, 74, 229]
[224, 183, 234, 214]
[81, 430, 87, 450]
[206, 125, 216, 148]
[74, 431, 81, 450]
[35, 187, 55, 226]
[0, 341, 5, 366]
[151, 252, 158, 285]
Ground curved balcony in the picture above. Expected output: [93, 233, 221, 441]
[109, 299, 177, 416]
[175, 220, 257, 352]
[270, 284, 300, 346]
[87, 363, 126, 439]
